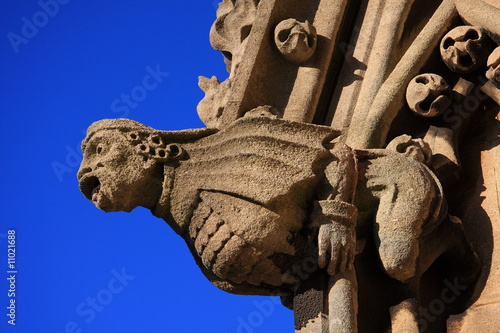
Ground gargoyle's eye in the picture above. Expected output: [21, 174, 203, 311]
[96, 145, 104, 154]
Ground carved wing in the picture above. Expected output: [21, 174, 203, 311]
[170, 116, 339, 232]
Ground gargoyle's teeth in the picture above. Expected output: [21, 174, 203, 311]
[92, 184, 101, 195]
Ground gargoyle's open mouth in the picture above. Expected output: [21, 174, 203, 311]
[79, 175, 101, 201]
[419, 93, 451, 115]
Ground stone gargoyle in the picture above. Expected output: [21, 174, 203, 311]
[77, 113, 479, 329]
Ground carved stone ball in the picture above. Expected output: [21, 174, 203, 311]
[406, 73, 452, 117]
[440, 25, 489, 74]
[486, 46, 500, 88]
[274, 19, 317, 65]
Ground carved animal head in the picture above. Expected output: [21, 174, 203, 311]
[210, 0, 259, 73]
[77, 118, 213, 213]
[440, 25, 490, 73]
[405, 73, 452, 117]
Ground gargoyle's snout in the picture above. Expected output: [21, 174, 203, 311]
[77, 167, 92, 181]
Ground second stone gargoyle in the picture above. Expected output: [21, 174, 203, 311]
[77, 115, 479, 330]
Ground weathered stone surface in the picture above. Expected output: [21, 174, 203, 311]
[79, 115, 479, 331]
[423, 126, 460, 187]
[406, 73, 452, 117]
[345, 0, 458, 149]
[481, 80, 500, 106]
[440, 25, 492, 74]
[486, 46, 500, 88]
[274, 19, 317, 65]
[451, 77, 474, 102]
[198, 0, 351, 129]
[446, 103, 500, 333]
[77, 0, 500, 331]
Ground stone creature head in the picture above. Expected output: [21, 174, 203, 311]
[274, 19, 317, 64]
[405, 73, 452, 117]
[77, 118, 213, 213]
[440, 25, 491, 73]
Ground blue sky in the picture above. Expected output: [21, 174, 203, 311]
[0, 1, 294, 332]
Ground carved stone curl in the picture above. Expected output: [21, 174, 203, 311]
[385, 134, 432, 164]
[440, 25, 491, 74]
[405, 73, 452, 117]
[274, 19, 317, 64]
